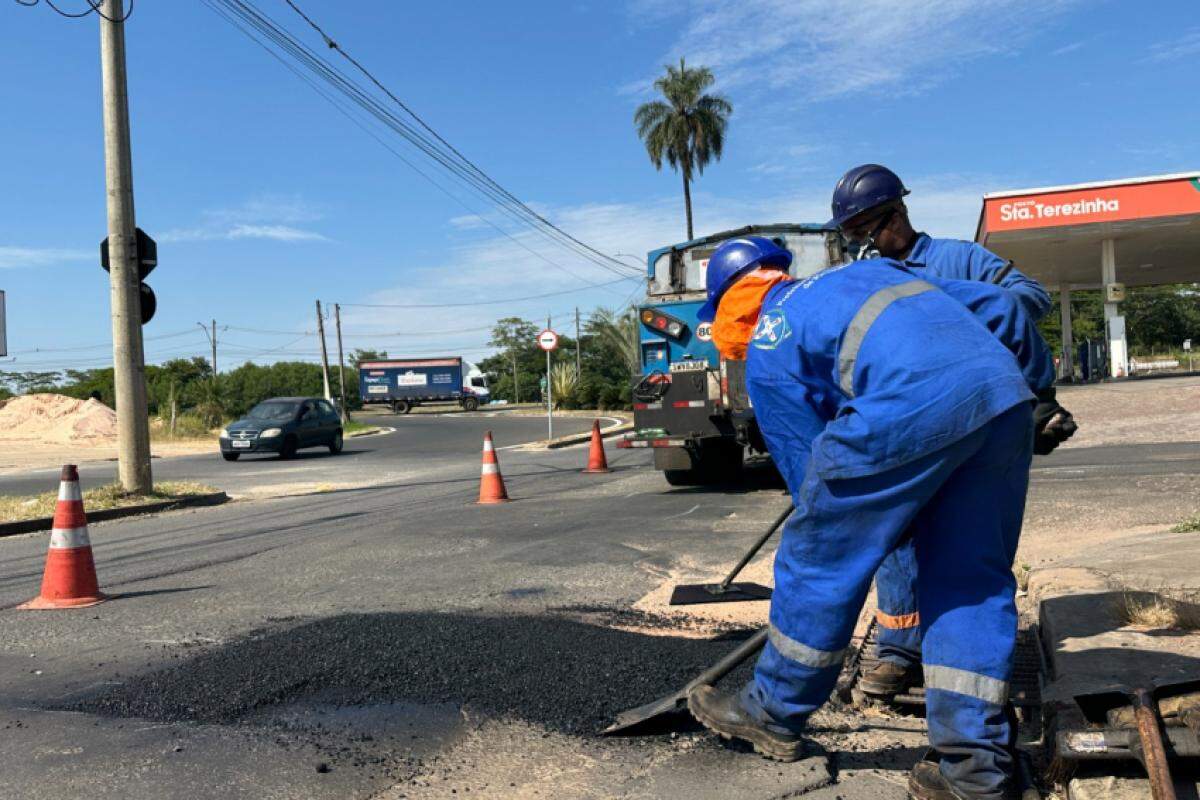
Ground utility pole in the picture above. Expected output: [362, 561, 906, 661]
[512, 350, 519, 405]
[575, 307, 581, 379]
[334, 303, 348, 423]
[546, 313, 553, 440]
[100, 0, 151, 494]
[315, 300, 332, 401]
[197, 320, 218, 395]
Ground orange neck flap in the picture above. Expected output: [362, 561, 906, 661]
[712, 268, 791, 361]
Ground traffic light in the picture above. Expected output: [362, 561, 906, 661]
[101, 227, 157, 324]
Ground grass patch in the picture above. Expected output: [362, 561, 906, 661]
[1117, 591, 1200, 631]
[150, 413, 221, 441]
[343, 420, 381, 436]
[1171, 515, 1200, 533]
[0, 481, 217, 524]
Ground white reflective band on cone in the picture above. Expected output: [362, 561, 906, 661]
[923, 664, 1010, 706]
[483, 440, 495, 452]
[768, 624, 846, 669]
[49, 527, 91, 549]
[58, 481, 82, 502]
[839, 280, 935, 397]
[481, 463, 499, 475]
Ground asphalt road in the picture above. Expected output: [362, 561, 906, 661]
[0, 409, 606, 499]
[0, 423, 1196, 800]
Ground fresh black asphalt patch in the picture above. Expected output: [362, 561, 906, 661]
[67, 610, 758, 737]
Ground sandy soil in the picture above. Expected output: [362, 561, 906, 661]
[1058, 375, 1200, 447]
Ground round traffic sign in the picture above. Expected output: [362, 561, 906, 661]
[695, 322, 713, 342]
[537, 329, 559, 351]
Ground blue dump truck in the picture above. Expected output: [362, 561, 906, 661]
[358, 357, 490, 414]
[619, 224, 844, 485]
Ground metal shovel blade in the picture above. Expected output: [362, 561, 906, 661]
[668, 581, 773, 606]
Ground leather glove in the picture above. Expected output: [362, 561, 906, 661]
[1033, 387, 1077, 455]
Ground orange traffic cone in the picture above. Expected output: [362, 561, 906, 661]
[20, 465, 107, 610]
[582, 419, 610, 474]
[477, 431, 510, 504]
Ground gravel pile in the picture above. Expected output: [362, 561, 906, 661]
[70, 611, 758, 736]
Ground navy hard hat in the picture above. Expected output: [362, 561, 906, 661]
[696, 236, 792, 323]
[826, 164, 910, 229]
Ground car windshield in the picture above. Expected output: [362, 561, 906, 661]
[246, 401, 300, 422]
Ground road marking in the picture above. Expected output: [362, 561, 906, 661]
[664, 504, 700, 520]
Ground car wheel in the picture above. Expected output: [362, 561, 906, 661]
[462, 396, 480, 412]
[222, 452, 240, 462]
[329, 430, 344, 454]
[279, 436, 298, 459]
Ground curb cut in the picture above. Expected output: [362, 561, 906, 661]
[0, 491, 229, 538]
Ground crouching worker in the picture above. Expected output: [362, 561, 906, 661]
[688, 236, 1053, 800]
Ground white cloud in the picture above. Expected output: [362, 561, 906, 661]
[160, 194, 330, 244]
[627, 0, 1079, 100]
[1145, 28, 1200, 63]
[0, 246, 92, 269]
[1050, 40, 1086, 56]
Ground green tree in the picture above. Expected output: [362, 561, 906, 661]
[1, 371, 62, 394]
[634, 58, 732, 239]
[484, 317, 540, 403]
[587, 306, 639, 375]
[348, 348, 387, 367]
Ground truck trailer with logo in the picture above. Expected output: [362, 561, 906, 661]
[358, 357, 490, 413]
[619, 224, 844, 484]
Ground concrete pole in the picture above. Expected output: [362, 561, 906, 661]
[100, 0, 152, 493]
[210, 319, 218, 391]
[575, 307, 581, 379]
[315, 300, 332, 400]
[334, 303, 348, 423]
[546, 313, 553, 440]
[1101, 238, 1127, 378]
[1059, 287, 1074, 381]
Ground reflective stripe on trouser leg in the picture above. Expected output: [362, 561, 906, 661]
[914, 403, 1033, 797]
[739, 422, 992, 732]
[875, 540, 922, 667]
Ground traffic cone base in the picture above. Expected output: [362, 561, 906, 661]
[21, 465, 108, 610]
[582, 419, 610, 474]
[477, 431, 510, 504]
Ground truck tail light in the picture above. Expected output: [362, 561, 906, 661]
[640, 308, 688, 341]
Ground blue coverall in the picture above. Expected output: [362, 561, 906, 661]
[739, 257, 1050, 796]
[874, 234, 1053, 669]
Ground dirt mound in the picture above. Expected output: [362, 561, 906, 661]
[0, 393, 119, 446]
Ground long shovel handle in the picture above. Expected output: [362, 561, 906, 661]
[684, 627, 770, 693]
[1133, 688, 1178, 800]
[717, 504, 794, 591]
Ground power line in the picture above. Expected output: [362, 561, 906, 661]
[338, 278, 636, 309]
[12, 0, 134, 22]
[200, 0, 641, 284]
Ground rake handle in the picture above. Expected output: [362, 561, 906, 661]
[718, 504, 794, 591]
[1133, 688, 1178, 800]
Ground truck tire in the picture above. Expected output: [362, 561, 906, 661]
[462, 396, 480, 412]
[393, 399, 412, 415]
[662, 442, 744, 486]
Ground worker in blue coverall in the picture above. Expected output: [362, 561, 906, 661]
[687, 235, 1072, 800]
[825, 165, 1074, 700]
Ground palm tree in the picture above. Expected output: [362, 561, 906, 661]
[634, 59, 732, 240]
[588, 306, 640, 376]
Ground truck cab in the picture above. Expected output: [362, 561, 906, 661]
[621, 224, 843, 485]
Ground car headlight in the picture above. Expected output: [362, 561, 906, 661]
[259, 427, 282, 438]
[219, 428, 230, 438]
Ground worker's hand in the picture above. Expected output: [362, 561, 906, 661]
[1033, 388, 1078, 455]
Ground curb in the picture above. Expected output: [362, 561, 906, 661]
[0, 491, 230, 538]
[347, 426, 395, 438]
[545, 420, 633, 450]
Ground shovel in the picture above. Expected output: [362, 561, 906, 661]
[1074, 678, 1200, 800]
[601, 627, 768, 735]
[669, 504, 793, 605]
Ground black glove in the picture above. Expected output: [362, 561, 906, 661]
[1033, 387, 1077, 455]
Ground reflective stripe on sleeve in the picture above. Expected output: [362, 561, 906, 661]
[923, 664, 1009, 705]
[768, 624, 846, 669]
[875, 610, 920, 629]
[838, 280, 935, 397]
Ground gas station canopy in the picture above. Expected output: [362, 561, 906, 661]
[975, 172, 1200, 378]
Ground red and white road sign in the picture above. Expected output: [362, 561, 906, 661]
[537, 329, 559, 351]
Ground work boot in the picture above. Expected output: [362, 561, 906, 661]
[687, 685, 805, 761]
[858, 659, 921, 697]
[907, 760, 1017, 800]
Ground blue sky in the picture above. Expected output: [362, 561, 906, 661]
[1, 0, 1197, 373]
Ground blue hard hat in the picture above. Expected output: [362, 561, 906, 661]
[696, 236, 792, 323]
[826, 164, 910, 229]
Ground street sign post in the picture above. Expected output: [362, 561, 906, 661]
[1185, 339, 1193, 372]
[538, 328, 559, 440]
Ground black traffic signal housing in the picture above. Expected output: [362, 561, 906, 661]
[101, 227, 158, 324]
